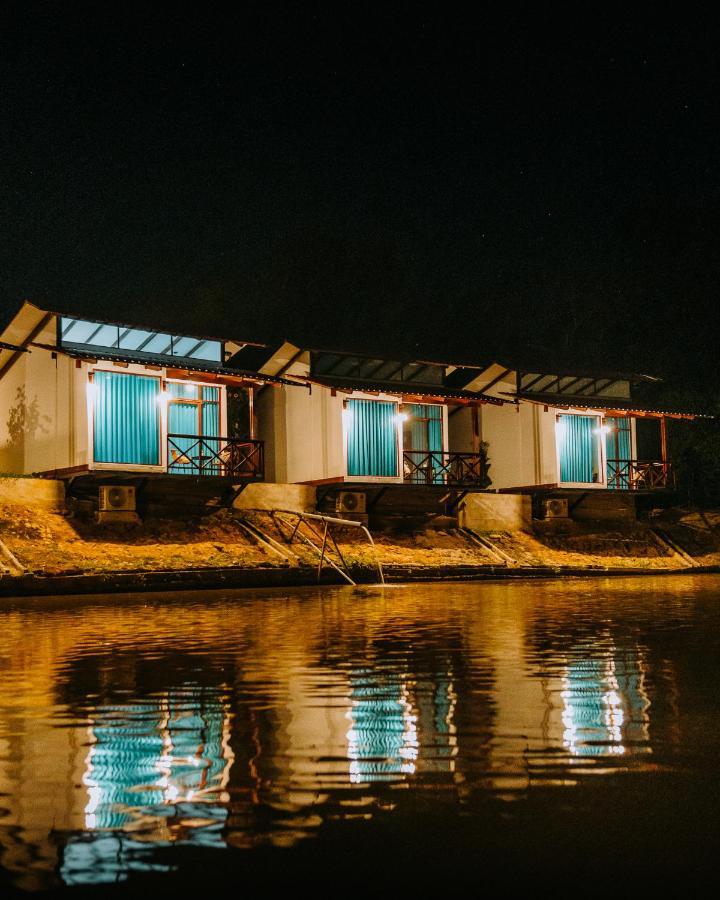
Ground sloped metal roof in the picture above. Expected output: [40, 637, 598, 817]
[513, 392, 708, 419]
[64, 348, 298, 386]
[305, 374, 505, 404]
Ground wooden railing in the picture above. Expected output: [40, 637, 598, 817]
[606, 459, 674, 491]
[403, 450, 490, 487]
[167, 434, 264, 479]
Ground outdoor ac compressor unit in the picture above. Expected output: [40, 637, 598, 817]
[336, 491, 367, 515]
[541, 498, 569, 519]
[99, 485, 136, 512]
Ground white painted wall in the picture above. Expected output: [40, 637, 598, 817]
[479, 402, 558, 490]
[257, 382, 345, 483]
[0, 316, 82, 475]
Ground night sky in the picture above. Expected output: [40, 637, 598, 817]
[2, 6, 719, 380]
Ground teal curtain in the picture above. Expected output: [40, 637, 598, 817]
[347, 399, 398, 477]
[168, 398, 199, 473]
[606, 416, 632, 489]
[558, 414, 600, 484]
[407, 403, 443, 484]
[167, 383, 221, 474]
[202, 387, 221, 473]
[93, 371, 160, 465]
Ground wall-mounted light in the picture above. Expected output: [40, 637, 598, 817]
[396, 412, 409, 423]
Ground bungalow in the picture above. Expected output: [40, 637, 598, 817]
[0, 301, 290, 485]
[445, 362, 695, 493]
[254, 343, 504, 490]
[255, 345, 699, 505]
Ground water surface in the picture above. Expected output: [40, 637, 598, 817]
[1, 576, 719, 891]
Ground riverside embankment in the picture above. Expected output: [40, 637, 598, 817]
[1, 478, 720, 597]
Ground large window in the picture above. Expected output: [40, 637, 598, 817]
[93, 371, 161, 466]
[403, 403, 443, 484]
[557, 414, 602, 485]
[61, 316, 223, 364]
[346, 399, 399, 478]
[167, 383, 221, 474]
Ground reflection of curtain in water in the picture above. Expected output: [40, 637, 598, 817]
[346, 671, 418, 783]
[561, 650, 650, 757]
[413, 675, 457, 772]
[82, 690, 231, 830]
[65, 690, 232, 885]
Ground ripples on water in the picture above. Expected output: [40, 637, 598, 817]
[1, 576, 719, 891]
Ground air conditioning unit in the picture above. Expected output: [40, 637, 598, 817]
[99, 485, 136, 511]
[541, 498, 569, 519]
[336, 491, 367, 515]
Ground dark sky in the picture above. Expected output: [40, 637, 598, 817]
[2, 6, 719, 378]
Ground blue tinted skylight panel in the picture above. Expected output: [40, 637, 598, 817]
[171, 336, 197, 357]
[192, 340, 222, 362]
[61, 317, 100, 343]
[88, 323, 120, 347]
[118, 328, 155, 351]
[59, 315, 223, 364]
[172, 337, 222, 362]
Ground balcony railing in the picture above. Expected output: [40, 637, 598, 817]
[403, 450, 490, 487]
[167, 434, 264, 479]
[606, 459, 674, 491]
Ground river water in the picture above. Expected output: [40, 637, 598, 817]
[1, 576, 719, 892]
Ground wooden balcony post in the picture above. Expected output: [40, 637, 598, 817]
[660, 415, 668, 463]
[471, 406, 480, 454]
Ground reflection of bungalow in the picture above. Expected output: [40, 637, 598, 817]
[0, 301, 292, 486]
[256, 344, 504, 489]
[444, 362, 698, 493]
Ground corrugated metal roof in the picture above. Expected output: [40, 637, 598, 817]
[514, 392, 709, 418]
[305, 374, 505, 404]
[65, 348, 298, 386]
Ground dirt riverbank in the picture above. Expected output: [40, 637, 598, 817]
[1, 501, 719, 596]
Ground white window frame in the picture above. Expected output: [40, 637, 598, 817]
[555, 409, 607, 489]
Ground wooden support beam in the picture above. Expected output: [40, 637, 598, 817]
[0, 312, 53, 380]
[660, 415, 668, 463]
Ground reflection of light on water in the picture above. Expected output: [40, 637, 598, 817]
[346, 671, 419, 783]
[346, 670, 457, 784]
[561, 650, 650, 758]
[68, 689, 235, 885]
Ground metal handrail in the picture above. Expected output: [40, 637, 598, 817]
[271, 509, 385, 585]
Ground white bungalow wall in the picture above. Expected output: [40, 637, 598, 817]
[256, 380, 344, 484]
[0, 315, 88, 475]
[481, 402, 558, 490]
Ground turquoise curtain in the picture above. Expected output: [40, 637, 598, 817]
[202, 387, 221, 473]
[168, 398, 199, 473]
[93, 371, 160, 465]
[407, 403, 443, 484]
[606, 416, 632, 489]
[167, 384, 221, 474]
[347, 399, 398, 477]
[558, 414, 600, 484]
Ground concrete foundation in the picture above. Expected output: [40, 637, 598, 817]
[568, 492, 636, 522]
[458, 493, 532, 533]
[233, 482, 317, 514]
[0, 477, 65, 512]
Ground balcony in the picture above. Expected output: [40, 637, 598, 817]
[402, 450, 490, 487]
[606, 459, 674, 491]
[167, 434, 264, 479]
